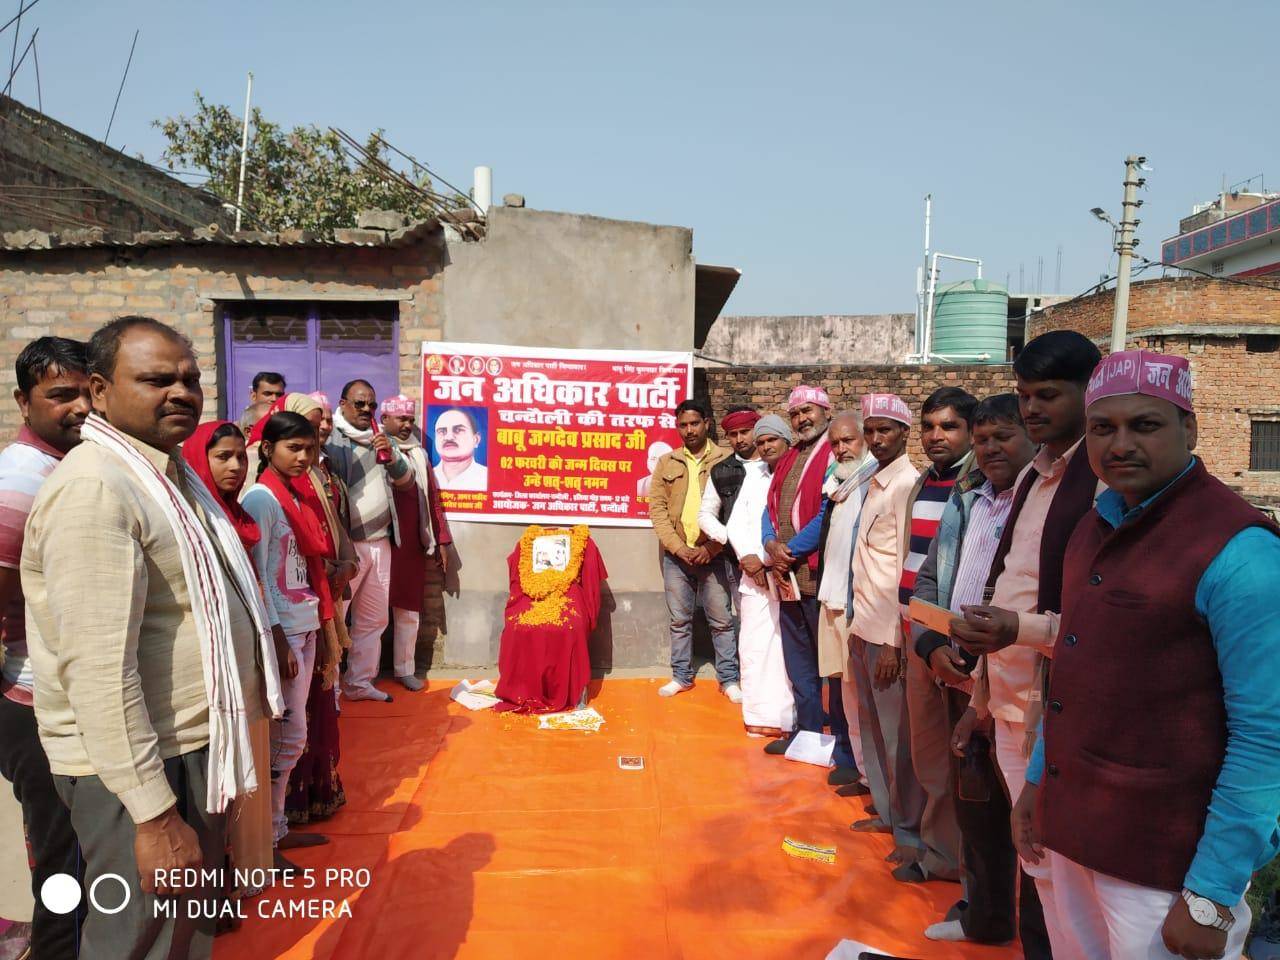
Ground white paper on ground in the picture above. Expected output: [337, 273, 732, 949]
[825, 940, 911, 960]
[538, 707, 605, 731]
[784, 729, 836, 767]
[450, 679, 500, 710]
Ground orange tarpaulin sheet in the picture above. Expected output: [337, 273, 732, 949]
[215, 679, 1023, 959]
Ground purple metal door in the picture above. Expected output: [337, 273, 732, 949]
[222, 301, 399, 417]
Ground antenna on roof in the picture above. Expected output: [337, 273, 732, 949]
[104, 29, 139, 145]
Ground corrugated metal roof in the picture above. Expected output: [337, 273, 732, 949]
[0, 217, 445, 252]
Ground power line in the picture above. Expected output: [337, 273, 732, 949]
[0, 0, 39, 41]
[29, 27, 38, 110]
[7, 0, 20, 80]
[2, 24, 33, 96]
[104, 29, 138, 144]
[1140, 255, 1280, 292]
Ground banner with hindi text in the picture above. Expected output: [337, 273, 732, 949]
[420, 342, 693, 525]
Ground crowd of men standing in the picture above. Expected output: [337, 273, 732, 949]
[648, 330, 1280, 960]
[1, 312, 1278, 960]
[0, 317, 447, 960]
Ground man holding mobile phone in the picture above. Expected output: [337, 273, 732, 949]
[910, 393, 1036, 943]
[947, 331, 1103, 959]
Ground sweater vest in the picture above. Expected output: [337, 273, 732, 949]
[1040, 460, 1277, 891]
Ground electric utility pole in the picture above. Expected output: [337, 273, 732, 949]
[1110, 155, 1146, 352]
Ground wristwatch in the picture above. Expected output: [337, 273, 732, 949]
[1182, 889, 1234, 931]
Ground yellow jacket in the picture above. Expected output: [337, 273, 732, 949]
[647, 442, 730, 555]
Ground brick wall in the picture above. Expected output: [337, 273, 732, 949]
[1024, 274, 1280, 502]
[0, 238, 445, 437]
[1, 95, 232, 237]
[704, 350, 1280, 503]
[1131, 333, 1280, 502]
[1029, 276, 1280, 343]
[703, 363, 1017, 469]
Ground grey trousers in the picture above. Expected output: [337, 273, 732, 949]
[906, 651, 962, 880]
[849, 634, 926, 852]
[53, 746, 227, 960]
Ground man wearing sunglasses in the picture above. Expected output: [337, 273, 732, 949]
[325, 379, 416, 703]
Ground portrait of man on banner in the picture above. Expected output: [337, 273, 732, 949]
[430, 405, 489, 491]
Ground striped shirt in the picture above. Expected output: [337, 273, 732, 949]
[0, 428, 64, 705]
[947, 480, 1016, 693]
[898, 459, 965, 612]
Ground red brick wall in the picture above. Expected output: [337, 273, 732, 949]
[703, 363, 1017, 469]
[1029, 276, 1280, 343]
[0, 240, 445, 438]
[1130, 333, 1280, 501]
[704, 348, 1280, 503]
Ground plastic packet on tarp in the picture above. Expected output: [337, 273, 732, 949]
[450, 679, 500, 710]
[538, 707, 604, 732]
[784, 729, 836, 767]
[781, 837, 836, 864]
[825, 941, 920, 960]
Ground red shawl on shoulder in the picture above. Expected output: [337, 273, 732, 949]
[766, 435, 833, 572]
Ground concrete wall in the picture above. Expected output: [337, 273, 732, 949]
[701, 313, 915, 366]
[438, 206, 696, 671]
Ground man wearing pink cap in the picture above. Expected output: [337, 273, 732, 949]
[846, 393, 927, 864]
[1011, 350, 1280, 960]
[762, 385, 857, 780]
[381, 396, 450, 692]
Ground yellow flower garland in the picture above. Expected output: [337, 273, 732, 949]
[513, 525, 590, 627]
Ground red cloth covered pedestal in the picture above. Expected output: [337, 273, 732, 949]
[494, 537, 607, 714]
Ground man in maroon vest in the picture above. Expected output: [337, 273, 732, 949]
[1013, 349, 1280, 959]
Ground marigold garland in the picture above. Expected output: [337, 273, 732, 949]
[513, 525, 590, 627]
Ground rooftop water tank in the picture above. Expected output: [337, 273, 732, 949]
[930, 278, 1008, 363]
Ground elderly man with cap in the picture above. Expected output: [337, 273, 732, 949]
[717, 413, 796, 737]
[1011, 351, 1280, 960]
[381, 394, 450, 692]
[778, 409, 878, 790]
[847, 393, 929, 871]
[760, 386, 855, 781]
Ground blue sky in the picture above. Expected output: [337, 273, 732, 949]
[8, 0, 1274, 314]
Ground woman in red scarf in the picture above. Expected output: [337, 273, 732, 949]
[285, 393, 350, 827]
[181, 420, 274, 900]
[242, 412, 336, 860]
[182, 420, 260, 553]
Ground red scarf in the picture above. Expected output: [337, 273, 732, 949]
[766, 434, 833, 572]
[181, 420, 261, 554]
[257, 466, 336, 621]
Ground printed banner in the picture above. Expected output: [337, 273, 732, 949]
[420, 342, 693, 525]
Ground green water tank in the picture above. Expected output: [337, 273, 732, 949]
[930, 278, 1008, 363]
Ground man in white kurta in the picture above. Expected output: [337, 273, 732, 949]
[715, 414, 796, 735]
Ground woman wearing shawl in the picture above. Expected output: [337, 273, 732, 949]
[242, 412, 336, 857]
[285, 392, 351, 826]
[181, 421, 275, 897]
